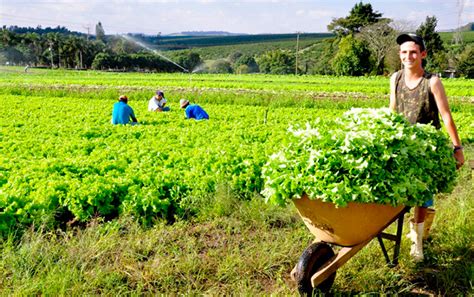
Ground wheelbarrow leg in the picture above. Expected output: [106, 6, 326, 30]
[377, 207, 409, 266]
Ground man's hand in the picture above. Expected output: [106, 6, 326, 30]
[454, 149, 465, 169]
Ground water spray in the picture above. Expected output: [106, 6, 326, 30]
[120, 34, 198, 91]
[120, 34, 189, 73]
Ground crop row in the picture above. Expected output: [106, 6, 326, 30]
[1, 67, 473, 97]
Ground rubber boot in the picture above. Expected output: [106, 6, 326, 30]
[407, 220, 424, 262]
[423, 208, 435, 240]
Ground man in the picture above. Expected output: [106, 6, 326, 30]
[179, 99, 209, 120]
[148, 90, 170, 112]
[111, 95, 138, 125]
[389, 33, 464, 262]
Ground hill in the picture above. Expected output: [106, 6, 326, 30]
[439, 30, 474, 44]
[130, 32, 334, 51]
[167, 31, 248, 36]
[459, 22, 474, 32]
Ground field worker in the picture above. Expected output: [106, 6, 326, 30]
[180, 99, 209, 120]
[148, 90, 170, 112]
[389, 33, 464, 262]
[111, 95, 138, 125]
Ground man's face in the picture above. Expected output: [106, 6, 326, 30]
[399, 41, 426, 69]
[156, 94, 163, 100]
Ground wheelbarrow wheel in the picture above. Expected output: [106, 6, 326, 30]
[296, 242, 336, 295]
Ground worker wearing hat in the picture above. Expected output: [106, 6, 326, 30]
[389, 33, 464, 262]
[111, 95, 138, 125]
[148, 90, 170, 112]
[180, 99, 209, 120]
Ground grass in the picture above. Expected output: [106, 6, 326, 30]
[1, 154, 472, 295]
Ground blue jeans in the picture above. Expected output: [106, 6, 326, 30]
[422, 198, 433, 208]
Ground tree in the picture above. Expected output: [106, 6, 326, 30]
[95, 22, 105, 43]
[227, 51, 243, 64]
[332, 35, 372, 76]
[92, 52, 114, 70]
[24, 32, 44, 66]
[328, 2, 384, 37]
[1, 27, 18, 47]
[83, 40, 106, 68]
[358, 20, 397, 74]
[173, 51, 202, 72]
[209, 59, 233, 74]
[45, 32, 63, 67]
[0, 47, 24, 65]
[457, 44, 474, 78]
[107, 36, 141, 54]
[235, 54, 259, 73]
[257, 50, 295, 74]
[298, 39, 337, 75]
[416, 16, 444, 72]
[61, 35, 87, 68]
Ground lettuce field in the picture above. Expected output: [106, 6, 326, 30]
[1, 66, 473, 233]
[1, 66, 473, 294]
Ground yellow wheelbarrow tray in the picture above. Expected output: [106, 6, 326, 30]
[290, 194, 410, 294]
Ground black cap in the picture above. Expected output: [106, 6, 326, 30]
[396, 33, 426, 51]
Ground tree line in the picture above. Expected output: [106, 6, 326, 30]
[1, 2, 472, 77]
[0, 25, 195, 72]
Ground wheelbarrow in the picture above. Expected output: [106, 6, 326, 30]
[290, 194, 410, 295]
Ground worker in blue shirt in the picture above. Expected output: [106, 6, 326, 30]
[111, 95, 138, 125]
[179, 99, 209, 120]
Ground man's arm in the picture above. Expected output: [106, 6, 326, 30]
[185, 106, 192, 119]
[430, 76, 464, 167]
[389, 72, 398, 111]
[129, 107, 138, 123]
[157, 100, 166, 112]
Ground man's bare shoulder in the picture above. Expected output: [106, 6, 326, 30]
[389, 71, 399, 84]
[429, 75, 444, 89]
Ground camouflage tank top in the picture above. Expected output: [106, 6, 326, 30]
[394, 69, 441, 129]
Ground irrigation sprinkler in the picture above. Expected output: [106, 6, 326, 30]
[120, 34, 189, 73]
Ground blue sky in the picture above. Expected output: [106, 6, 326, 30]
[0, 0, 472, 35]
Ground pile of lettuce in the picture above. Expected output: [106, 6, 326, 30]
[261, 108, 457, 207]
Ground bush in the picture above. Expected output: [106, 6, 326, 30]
[332, 35, 372, 76]
[457, 44, 474, 78]
[257, 50, 295, 74]
[208, 59, 233, 73]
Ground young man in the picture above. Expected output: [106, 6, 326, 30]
[111, 95, 138, 125]
[179, 99, 209, 120]
[389, 33, 465, 261]
[148, 90, 170, 112]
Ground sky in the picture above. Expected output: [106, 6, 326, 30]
[0, 0, 472, 36]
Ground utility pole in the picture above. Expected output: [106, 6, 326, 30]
[295, 32, 300, 75]
[49, 41, 54, 68]
[79, 50, 83, 69]
[83, 24, 91, 40]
